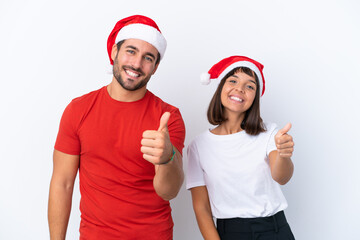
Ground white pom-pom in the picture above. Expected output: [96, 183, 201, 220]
[200, 73, 211, 85]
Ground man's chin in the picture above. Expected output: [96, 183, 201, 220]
[115, 75, 150, 91]
[121, 82, 145, 91]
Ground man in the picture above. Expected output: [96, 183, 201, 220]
[48, 15, 185, 240]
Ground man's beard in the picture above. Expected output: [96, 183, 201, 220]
[113, 58, 151, 91]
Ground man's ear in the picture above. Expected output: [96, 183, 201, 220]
[152, 62, 160, 75]
[111, 44, 118, 62]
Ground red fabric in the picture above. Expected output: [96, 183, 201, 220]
[207, 56, 266, 96]
[107, 15, 162, 65]
[55, 86, 185, 240]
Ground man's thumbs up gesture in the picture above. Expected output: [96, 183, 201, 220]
[141, 112, 174, 165]
[274, 123, 294, 158]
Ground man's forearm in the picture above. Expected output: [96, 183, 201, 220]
[153, 150, 184, 201]
[48, 180, 74, 240]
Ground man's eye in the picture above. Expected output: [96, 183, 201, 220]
[127, 50, 135, 54]
[145, 56, 153, 62]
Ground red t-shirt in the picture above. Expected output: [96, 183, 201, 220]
[55, 86, 186, 240]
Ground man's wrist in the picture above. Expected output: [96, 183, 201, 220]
[159, 145, 175, 165]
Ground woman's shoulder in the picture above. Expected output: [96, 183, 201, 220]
[263, 122, 278, 132]
[188, 130, 212, 146]
[258, 122, 278, 139]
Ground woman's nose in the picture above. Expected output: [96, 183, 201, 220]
[234, 84, 245, 92]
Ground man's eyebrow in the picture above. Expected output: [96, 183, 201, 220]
[125, 45, 138, 51]
[145, 52, 156, 60]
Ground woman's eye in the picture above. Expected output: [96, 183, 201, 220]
[247, 85, 255, 90]
[229, 79, 237, 84]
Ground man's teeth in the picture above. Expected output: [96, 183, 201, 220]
[126, 70, 140, 77]
[230, 96, 243, 102]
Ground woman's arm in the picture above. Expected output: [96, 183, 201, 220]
[191, 186, 221, 240]
[269, 123, 294, 185]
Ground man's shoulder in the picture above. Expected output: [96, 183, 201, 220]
[70, 86, 104, 105]
[147, 91, 179, 113]
[63, 86, 104, 117]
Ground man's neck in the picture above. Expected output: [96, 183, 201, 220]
[107, 78, 147, 102]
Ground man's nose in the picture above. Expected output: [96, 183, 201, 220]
[131, 55, 142, 69]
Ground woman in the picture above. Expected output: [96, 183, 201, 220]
[186, 56, 295, 240]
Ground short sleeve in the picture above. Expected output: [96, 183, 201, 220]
[186, 141, 206, 190]
[54, 101, 81, 155]
[266, 124, 278, 156]
[167, 108, 186, 155]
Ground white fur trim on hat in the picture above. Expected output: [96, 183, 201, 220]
[116, 23, 167, 59]
[217, 61, 263, 95]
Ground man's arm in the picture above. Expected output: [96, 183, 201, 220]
[141, 112, 184, 201]
[48, 150, 79, 240]
[153, 148, 184, 200]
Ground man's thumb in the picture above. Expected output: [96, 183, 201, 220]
[158, 112, 170, 131]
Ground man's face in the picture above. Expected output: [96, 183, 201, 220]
[112, 39, 159, 91]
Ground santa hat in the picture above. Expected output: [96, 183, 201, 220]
[200, 56, 266, 96]
[107, 15, 167, 65]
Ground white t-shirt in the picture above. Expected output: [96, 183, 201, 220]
[186, 122, 288, 218]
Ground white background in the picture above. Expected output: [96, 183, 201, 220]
[1, 0, 359, 239]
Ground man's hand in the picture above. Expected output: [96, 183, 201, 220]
[275, 123, 294, 158]
[141, 112, 173, 165]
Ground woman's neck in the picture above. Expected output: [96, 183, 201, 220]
[211, 112, 245, 135]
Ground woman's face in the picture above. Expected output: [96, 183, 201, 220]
[220, 70, 257, 118]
